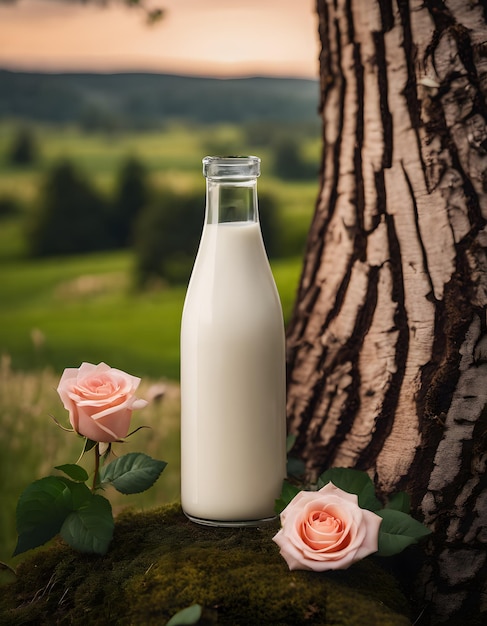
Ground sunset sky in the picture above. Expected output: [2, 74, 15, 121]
[0, 0, 320, 78]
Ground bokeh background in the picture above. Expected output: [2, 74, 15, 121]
[0, 0, 321, 566]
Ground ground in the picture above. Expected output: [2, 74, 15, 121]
[0, 503, 414, 625]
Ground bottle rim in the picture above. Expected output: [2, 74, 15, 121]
[202, 155, 261, 179]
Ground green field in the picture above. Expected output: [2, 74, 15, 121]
[0, 121, 316, 378]
[0, 246, 305, 379]
[0, 121, 317, 563]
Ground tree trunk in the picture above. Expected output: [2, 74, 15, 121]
[286, 0, 487, 622]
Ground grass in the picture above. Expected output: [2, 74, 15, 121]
[0, 248, 303, 564]
[0, 120, 316, 568]
[0, 120, 320, 197]
[0, 248, 303, 379]
[0, 120, 314, 378]
[0, 247, 303, 564]
[0, 249, 180, 377]
[0, 361, 181, 566]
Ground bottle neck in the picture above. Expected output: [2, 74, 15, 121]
[205, 178, 259, 225]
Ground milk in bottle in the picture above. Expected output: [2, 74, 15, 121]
[180, 155, 286, 526]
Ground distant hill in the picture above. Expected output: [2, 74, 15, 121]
[0, 70, 320, 129]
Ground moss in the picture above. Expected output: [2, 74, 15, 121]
[0, 503, 411, 625]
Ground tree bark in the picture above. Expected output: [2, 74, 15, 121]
[286, 0, 487, 622]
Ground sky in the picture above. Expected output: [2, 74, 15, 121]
[0, 0, 320, 78]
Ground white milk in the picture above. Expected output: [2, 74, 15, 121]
[180, 221, 286, 524]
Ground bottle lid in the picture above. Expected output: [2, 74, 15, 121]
[203, 156, 261, 180]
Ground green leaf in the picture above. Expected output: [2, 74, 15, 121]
[376, 509, 432, 557]
[287, 456, 306, 478]
[14, 476, 72, 556]
[74, 438, 98, 465]
[55, 464, 89, 483]
[286, 434, 297, 453]
[167, 604, 203, 626]
[59, 479, 93, 509]
[81, 438, 97, 455]
[317, 468, 382, 511]
[385, 491, 411, 514]
[99, 452, 167, 495]
[14, 477, 114, 556]
[275, 480, 301, 515]
[60, 494, 114, 555]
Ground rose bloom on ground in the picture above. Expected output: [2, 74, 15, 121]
[273, 482, 382, 571]
[57, 362, 148, 443]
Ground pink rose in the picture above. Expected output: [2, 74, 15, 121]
[273, 482, 382, 571]
[57, 362, 148, 443]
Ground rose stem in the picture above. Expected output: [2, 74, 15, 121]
[92, 443, 100, 492]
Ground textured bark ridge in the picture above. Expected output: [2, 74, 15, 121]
[286, 0, 487, 622]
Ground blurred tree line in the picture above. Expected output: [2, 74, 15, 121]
[3, 125, 315, 288]
[0, 71, 319, 130]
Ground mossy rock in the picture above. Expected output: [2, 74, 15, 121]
[0, 503, 412, 625]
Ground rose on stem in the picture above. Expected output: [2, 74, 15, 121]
[14, 362, 167, 557]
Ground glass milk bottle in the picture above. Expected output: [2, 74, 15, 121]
[180, 155, 286, 526]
